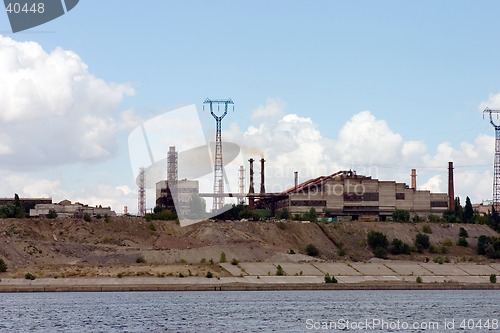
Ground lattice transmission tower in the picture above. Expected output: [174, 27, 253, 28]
[484, 108, 500, 210]
[203, 98, 234, 211]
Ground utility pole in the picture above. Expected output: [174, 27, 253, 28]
[484, 108, 500, 210]
[203, 98, 234, 211]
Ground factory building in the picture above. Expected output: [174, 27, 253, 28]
[276, 170, 449, 220]
[156, 179, 200, 217]
[30, 200, 115, 218]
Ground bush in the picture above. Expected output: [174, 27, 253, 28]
[415, 233, 430, 251]
[231, 258, 239, 266]
[490, 274, 497, 284]
[324, 273, 338, 283]
[104, 214, 111, 223]
[206, 271, 213, 278]
[83, 213, 92, 222]
[25, 272, 36, 280]
[148, 222, 157, 231]
[277, 221, 286, 230]
[0, 258, 7, 272]
[456, 237, 468, 247]
[459, 227, 468, 238]
[373, 247, 387, 259]
[275, 265, 285, 276]
[136, 256, 146, 264]
[416, 276, 423, 283]
[392, 210, 410, 222]
[390, 238, 411, 255]
[422, 224, 432, 234]
[219, 252, 227, 263]
[305, 244, 319, 257]
[288, 249, 296, 254]
[367, 231, 389, 250]
[47, 209, 58, 219]
[337, 248, 346, 256]
[442, 239, 453, 247]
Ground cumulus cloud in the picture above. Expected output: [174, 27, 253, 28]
[0, 35, 134, 169]
[479, 91, 500, 110]
[251, 98, 286, 121]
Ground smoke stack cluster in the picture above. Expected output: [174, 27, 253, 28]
[260, 158, 266, 194]
[411, 169, 417, 190]
[448, 161, 455, 211]
[248, 158, 255, 208]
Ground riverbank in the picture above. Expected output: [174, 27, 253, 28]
[1, 275, 499, 293]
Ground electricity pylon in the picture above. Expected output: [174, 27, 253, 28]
[203, 98, 234, 211]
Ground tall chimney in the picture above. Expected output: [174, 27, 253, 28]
[248, 158, 255, 208]
[260, 158, 266, 194]
[411, 169, 417, 190]
[448, 161, 455, 211]
[294, 171, 298, 189]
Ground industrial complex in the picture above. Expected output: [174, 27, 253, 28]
[147, 99, 462, 221]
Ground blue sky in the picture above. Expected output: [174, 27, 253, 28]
[0, 1, 499, 213]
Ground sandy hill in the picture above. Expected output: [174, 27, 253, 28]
[0, 217, 498, 278]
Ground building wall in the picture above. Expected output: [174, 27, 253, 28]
[283, 173, 448, 219]
[30, 203, 115, 218]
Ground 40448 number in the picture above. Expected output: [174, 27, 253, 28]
[6, 2, 45, 14]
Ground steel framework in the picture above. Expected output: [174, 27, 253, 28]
[138, 167, 146, 216]
[203, 98, 234, 211]
[238, 165, 245, 205]
[484, 108, 500, 210]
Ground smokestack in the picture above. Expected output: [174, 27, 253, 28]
[294, 171, 298, 189]
[260, 158, 266, 194]
[248, 158, 255, 208]
[448, 161, 455, 211]
[411, 168, 417, 190]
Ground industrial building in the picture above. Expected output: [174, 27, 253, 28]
[156, 179, 200, 217]
[30, 200, 115, 218]
[275, 170, 449, 220]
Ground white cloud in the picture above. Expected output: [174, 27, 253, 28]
[251, 98, 286, 121]
[479, 91, 500, 111]
[0, 35, 134, 169]
[119, 109, 143, 130]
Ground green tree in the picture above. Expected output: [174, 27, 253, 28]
[392, 210, 410, 222]
[83, 213, 92, 222]
[0, 258, 7, 272]
[187, 195, 207, 220]
[14, 194, 25, 218]
[275, 265, 285, 276]
[489, 207, 500, 232]
[390, 238, 411, 255]
[276, 208, 290, 220]
[308, 208, 318, 222]
[219, 251, 227, 263]
[454, 197, 463, 222]
[47, 209, 58, 219]
[415, 233, 430, 251]
[456, 237, 468, 247]
[305, 244, 319, 257]
[0, 204, 16, 218]
[463, 196, 474, 223]
[367, 231, 389, 250]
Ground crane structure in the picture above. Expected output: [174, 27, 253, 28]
[484, 108, 500, 210]
[203, 98, 234, 211]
